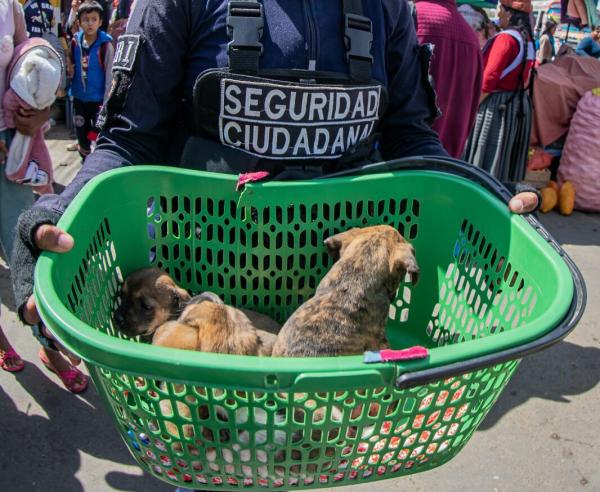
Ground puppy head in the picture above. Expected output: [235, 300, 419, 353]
[324, 228, 364, 261]
[325, 225, 419, 296]
[113, 268, 191, 337]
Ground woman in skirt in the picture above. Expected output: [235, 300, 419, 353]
[464, 0, 535, 183]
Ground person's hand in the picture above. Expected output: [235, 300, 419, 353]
[509, 192, 539, 214]
[71, 0, 81, 10]
[22, 225, 74, 325]
[14, 106, 51, 137]
[0, 139, 7, 165]
[22, 225, 80, 364]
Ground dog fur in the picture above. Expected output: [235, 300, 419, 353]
[112, 267, 191, 337]
[152, 293, 279, 356]
[272, 225, 419, 357]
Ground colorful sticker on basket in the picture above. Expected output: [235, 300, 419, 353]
[427, 410, 441, 426]
[236, 171, 270, 191]
[436, 391, 449, 406]
[456, 403, 469, 418]
[419, 393, 434, 410]
[363, 346, 429, 363]
[434, 427, 447, 440]
[451, 385, 466, 402]
[404, 433, 418, 447]
[427, 443, 438, 454]
[383, 452, 394, 463]
[443, 407, 455, 421]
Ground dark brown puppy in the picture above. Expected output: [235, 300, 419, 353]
[152, 293, 278, 356]
[113, 267, 191, 337]
[272, 225, 419, 357]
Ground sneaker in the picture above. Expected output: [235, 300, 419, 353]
[66, 142, 79, 152]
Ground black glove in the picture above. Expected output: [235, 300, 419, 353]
[11, 207, 62, 325]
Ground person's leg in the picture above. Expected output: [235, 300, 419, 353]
[73, 98, 92, 160]
[0, 129, 31, 373]
[0, 130, 35, 259]
[0, 326, 24, 372]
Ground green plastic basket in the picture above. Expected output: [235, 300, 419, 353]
[35, 158, 584, 490]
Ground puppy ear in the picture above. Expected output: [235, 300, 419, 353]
[391, 244, 420, 285]
[169, 284, 191, 312]
[156, 274, 191, 311]
[324, 228, 360, 260]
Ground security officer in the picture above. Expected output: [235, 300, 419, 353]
[12, 0, 539, 365]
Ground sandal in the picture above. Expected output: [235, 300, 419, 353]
[39, 348, 89, 393]
[0, 347, 25, 373]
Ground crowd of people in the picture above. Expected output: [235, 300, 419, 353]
[0, 0, 594, 396]
[0, 0, 132, 387]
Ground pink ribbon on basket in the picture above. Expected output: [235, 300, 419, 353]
[236, 171, 270, 191]
[364, 346, 429, 363]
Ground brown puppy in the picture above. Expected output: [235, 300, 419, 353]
[272, 225, 419, 357]
[113, 267, 191, 337]
[152, 292, 279, 356]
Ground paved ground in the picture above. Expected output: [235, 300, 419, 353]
[0, 125, 598, 491]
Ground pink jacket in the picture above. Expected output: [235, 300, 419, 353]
[2, 38, 60, 195]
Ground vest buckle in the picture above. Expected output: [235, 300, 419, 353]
[227, 1, 264, 55]
[344, 13, 373, 63]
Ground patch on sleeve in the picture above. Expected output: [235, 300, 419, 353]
[112, 34, 141, 72]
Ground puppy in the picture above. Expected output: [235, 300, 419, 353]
[152, 293, 282, 459]
[113, 267, 191, 337]
[272, 225, 419, 357]
[152, 292, 279, 356]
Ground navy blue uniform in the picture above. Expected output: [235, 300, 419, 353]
[34, 0, 447, 215]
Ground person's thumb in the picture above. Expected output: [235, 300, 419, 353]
[34, 224, 74, 253]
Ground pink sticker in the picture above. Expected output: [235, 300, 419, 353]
[236, 171, 270, 191]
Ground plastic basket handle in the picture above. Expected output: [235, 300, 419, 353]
[323, 156, 587, 389]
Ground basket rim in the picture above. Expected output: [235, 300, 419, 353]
[34, 165, 578, 391]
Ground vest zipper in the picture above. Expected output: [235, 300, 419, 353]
[303, 0, 318, 70]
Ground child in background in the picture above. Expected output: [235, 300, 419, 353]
[67, 1, 113, 159]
